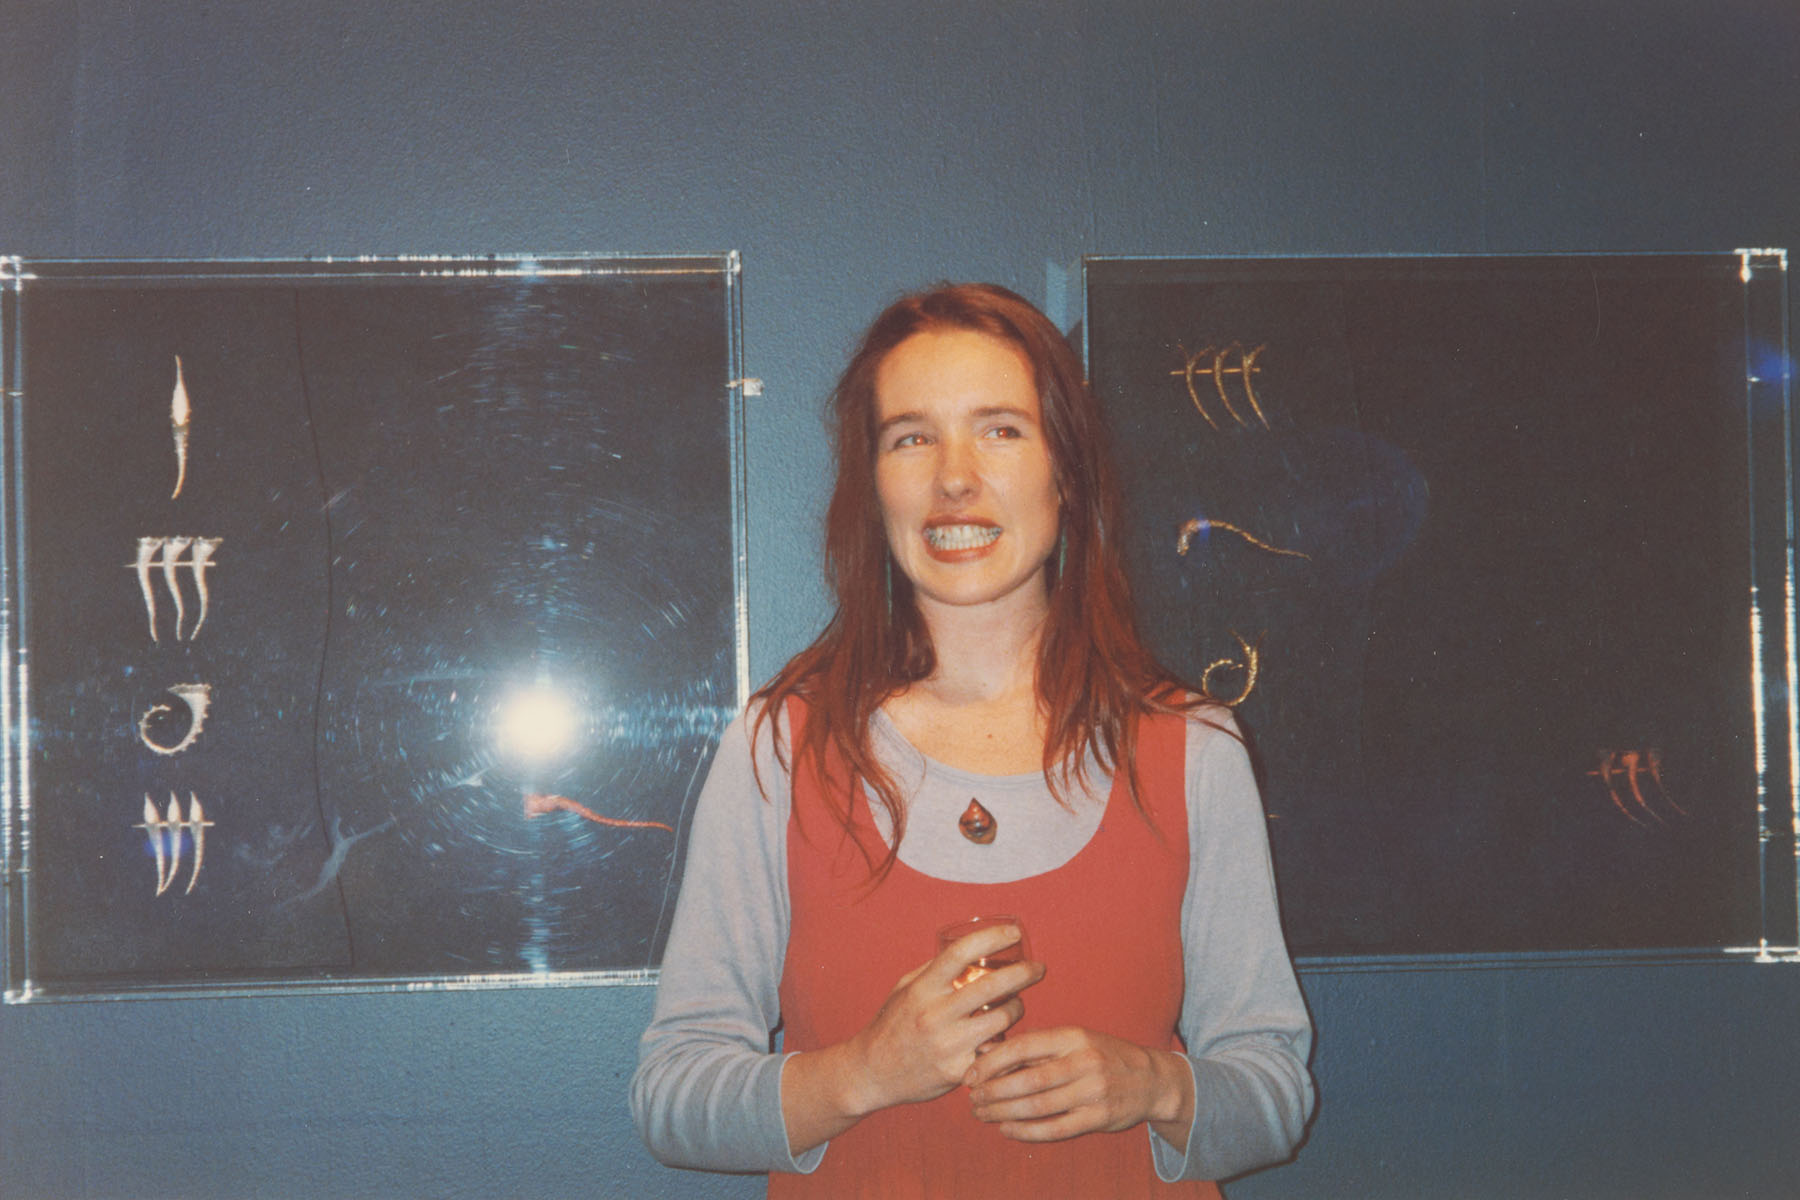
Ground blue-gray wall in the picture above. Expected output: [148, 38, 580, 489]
[2, 3, 1796, 1196]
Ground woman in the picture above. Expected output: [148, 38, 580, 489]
[632, 283, 1313, 1196]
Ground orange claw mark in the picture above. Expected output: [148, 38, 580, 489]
[1587, 751, 1642, 826]
[1617, 751, 1666, 825]
[1646, 748, 1686, 816]
[523, 792, 673, 833]
[1586, 747, 1685, 827]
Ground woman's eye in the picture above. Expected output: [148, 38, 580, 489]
[890, 431, 927, 449]
[985, 424, 1022, 439]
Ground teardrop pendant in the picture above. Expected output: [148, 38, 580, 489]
[958, 798, 997, 845]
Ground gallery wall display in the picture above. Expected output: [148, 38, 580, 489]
[1085, 252, 1795, 961]
[1, 254, 747, 999]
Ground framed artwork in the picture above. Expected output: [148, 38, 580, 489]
[1086, 252, 1793, 961]
[2, 254, 746, 999]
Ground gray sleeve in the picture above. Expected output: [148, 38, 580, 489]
[629, 707, 825, 1174]
[1151, 714, 1317, 1182]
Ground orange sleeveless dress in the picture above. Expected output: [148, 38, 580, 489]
[773, 702, 1223, 1199]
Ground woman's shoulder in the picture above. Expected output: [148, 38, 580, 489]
[721, 694, 798, 763]
[1152, 689, 1243, 743]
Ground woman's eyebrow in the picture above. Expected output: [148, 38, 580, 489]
[875, 410, 925, 436]
[970, 405, 1036, 422]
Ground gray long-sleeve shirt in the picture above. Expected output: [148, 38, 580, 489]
[631, 704, 1314, 1183]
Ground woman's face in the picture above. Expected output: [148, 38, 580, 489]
[872, 328, 1061, 619]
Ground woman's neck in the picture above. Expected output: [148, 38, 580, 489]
[912, 588, 1047, 705]
[884, 590, 1049, 774]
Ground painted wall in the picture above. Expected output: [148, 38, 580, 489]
[3, 2, 1796, 1196]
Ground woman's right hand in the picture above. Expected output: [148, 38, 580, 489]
[846, 922, 1043, 1113]
[780, 921, 1043, 1154]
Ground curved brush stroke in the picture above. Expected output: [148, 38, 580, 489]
[163, 793, 185, 894]
[1235, 344, 1270, 429]
[1200, 631, 1262, 707]
[1176, 517, 1310, 561]
[170, 355, 191, 500]
[185, 793, 209, 894]
[1209, 345, 1247, 429]
[524, 792, 674, 833]
[1618, 751, 1665, 826]
[137, 683, 213, 756]
[1646, 748, 1686, 816]
[1173, 345, 1221, 430]
[140, 793, 169, 895]
[188, 538, 221, 638]
[132, 538, 162, 642]
[161, 536, 192, 641]
[1589, 751, 1650, 828]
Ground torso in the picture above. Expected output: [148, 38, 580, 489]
[775, 698, 1212, 1199]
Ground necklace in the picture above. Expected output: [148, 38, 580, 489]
[959, 798, 997, 844]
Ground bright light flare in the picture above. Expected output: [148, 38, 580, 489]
[493, 685, 582, 764]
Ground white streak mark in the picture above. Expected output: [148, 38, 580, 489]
[186, 793, 208, 894]
[133, 537, 162, 643]
[161, 537, 192, 640]
[188, 538, 221, 638]
[170, 355, 191, 500]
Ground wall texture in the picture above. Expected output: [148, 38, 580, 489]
[2, 2, 1797, 1196]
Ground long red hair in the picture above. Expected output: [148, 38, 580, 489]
[753, 282, 1212, 869]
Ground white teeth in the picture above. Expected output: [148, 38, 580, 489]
[925, 524, 1001, 551]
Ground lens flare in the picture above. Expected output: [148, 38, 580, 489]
[494, 684, 581, 763]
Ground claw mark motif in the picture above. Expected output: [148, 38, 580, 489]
[524, 792, 675, 833]
[1170, 343, 1269, 431]
[136, 791, 214, 895]
[1587, 747, 1685, 826]
[128, 536, 222, 641]
[170, 354, 191, 500]
[277, 815, 397, 911]
[132, 537, 162, 641]
[1177, 517, 1310, 561]
[1200, 631, 1262, 707]
[162, 536, 192, 638]
[137, 683, 213, 756]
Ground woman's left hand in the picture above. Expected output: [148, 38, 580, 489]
[963, 1027, 1194, 1148]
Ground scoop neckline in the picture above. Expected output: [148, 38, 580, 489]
[870, 705, 1076, 788]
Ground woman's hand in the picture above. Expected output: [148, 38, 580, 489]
[963, 1027, 1195, 1150]
[781, 922, 1043, 1155]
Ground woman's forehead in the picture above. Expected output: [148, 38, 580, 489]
[872, 328, 1039, 420]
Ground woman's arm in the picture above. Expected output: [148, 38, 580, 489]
[1154, 712, 1315, 1181]
[630, 709, 810, 1172]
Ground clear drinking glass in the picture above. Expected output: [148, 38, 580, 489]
[937, 915, 1029, 1006]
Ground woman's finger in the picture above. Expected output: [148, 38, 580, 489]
[931, 922, 1025, 985]
[949, 959, 1041, 1013]
[963, 1026, 1067, 1085]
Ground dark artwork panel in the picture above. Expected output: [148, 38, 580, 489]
[1087, 255, 1768, 957]
[5, 258, 741, 994]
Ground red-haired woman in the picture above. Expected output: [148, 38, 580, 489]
[632, 284, 1313, 1197]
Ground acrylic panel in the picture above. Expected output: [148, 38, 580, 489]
[1085, 253, 1794, 959]
[1, 255, 746, 998]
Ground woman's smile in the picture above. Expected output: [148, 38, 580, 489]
[923, 519, 1003, 556]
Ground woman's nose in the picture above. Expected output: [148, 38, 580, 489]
[935, 436, 978, 498]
